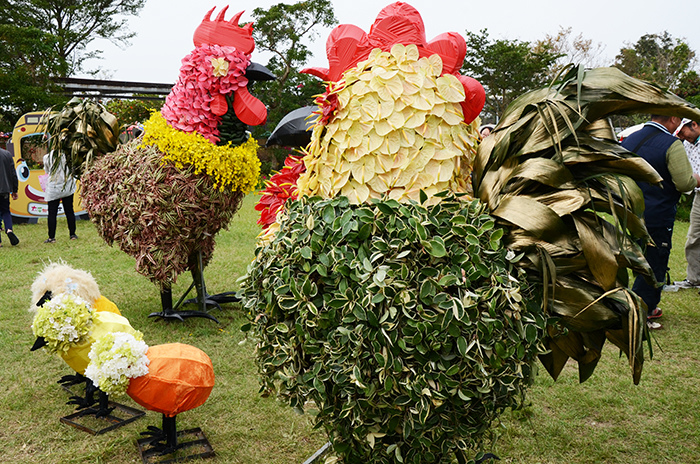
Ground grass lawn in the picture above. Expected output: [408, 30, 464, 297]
[1, 195, 699, 463]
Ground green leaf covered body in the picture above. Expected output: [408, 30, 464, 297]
[243, 194, 546, 462]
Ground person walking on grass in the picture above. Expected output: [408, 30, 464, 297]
[673, 118, 700, 289]
[42, 151, 78, 243]
[622, 115, 700, 330]
[0, 146, 19, 247]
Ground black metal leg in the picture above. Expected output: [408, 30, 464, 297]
[183, 250, 240, 310]
[148, 285, 219, 323]
[93, 390, 115, 418]
[163, 415, 178, 450]
[67, 377, 97, 409]
[137, 413, 215, 461]
[138, 414, 178, 455]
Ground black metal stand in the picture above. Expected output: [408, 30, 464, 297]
[60, 400, 145, 435]
[58, 372, 87, 390]
[64, 377, 100, 410]
[182, 250, 240, 312]
[58, 375, 115, 417]
[302, 442, 332, 464]
[148, 251, 239, 323]
[137, 414, 215, 463]
[148, 286, 219, 323]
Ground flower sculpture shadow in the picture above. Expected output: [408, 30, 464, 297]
[243, 2, 700, 463]
[80, 5, 274, 322]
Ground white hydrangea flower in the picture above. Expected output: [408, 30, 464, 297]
[85, 331, 149, 396]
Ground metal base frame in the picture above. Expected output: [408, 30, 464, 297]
[137, 427, 215, 464]
[60, 401, 145, 435]
[302, 442, 332, 464]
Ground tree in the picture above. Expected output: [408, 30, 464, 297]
[250, 0, 337, 138]
[534, 26, 608, 81]
[462, 29, 561, 123]
[0, 0, 146, 76]
[104, 97, 163, 127]
[675, 70, 700, 107]
[614, 31, 696, 90]
[0, 24, 68, 130]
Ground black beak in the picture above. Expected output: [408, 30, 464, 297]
[36, 290, 53, 308]
[31, 336, 48, 351]
[245, 62, 276, 82]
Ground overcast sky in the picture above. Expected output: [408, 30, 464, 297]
[80, 0, 699, 84]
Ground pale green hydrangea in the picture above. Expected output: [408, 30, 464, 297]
[31, 293, 95, 354]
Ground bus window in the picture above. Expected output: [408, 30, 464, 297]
[19, 133, 48, 169]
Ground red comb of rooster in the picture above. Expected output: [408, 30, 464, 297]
[303, 2, 464, 82]
[193, 6, 255, 55]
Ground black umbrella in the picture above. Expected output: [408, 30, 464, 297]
[266, 106, 318, 147]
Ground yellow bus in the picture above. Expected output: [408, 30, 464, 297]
[5, 112, 86, 221]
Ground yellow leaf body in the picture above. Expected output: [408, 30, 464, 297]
[296, 44, 480, 205]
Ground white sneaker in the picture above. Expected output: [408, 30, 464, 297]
[673, 279, 700, 289]
[647, 321, 663, 330]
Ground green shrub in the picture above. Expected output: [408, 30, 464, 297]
[677, 193, 693, 222]
[242, 194, 547, 463]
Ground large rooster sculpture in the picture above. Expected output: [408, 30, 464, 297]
[243, 2, 700, 463]
[80, 6, 273, 321]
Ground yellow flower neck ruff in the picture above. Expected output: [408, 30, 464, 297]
[142, 112, 260, 193]
[297, 44, 480, 205]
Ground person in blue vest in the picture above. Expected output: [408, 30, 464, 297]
[622, 115, 700, 329]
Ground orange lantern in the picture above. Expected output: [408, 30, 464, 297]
[127, 343, 215, 417]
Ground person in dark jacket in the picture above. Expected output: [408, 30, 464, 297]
[0, 147, 19, 247]
[621, 115, 700, 329]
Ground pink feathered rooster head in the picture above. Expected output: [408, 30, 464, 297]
[162, 5, 271, 144]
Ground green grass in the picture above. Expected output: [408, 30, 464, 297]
[0, 195, 326, 464]
[495, 220, 700, 464]
[1, 199, 699, 463]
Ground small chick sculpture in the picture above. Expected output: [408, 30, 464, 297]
[29, 261, 128, 415]
[30, 290, 140, 416]
[85, 333, 215, 457]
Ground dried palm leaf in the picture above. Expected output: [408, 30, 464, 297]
[474, 65, 700, 384]
[40, 97, 120, 178]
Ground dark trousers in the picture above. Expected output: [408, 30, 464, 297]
[632, 225, 673, 316]
[47, 194, 76, 239]
[0, 193, 12, 232]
